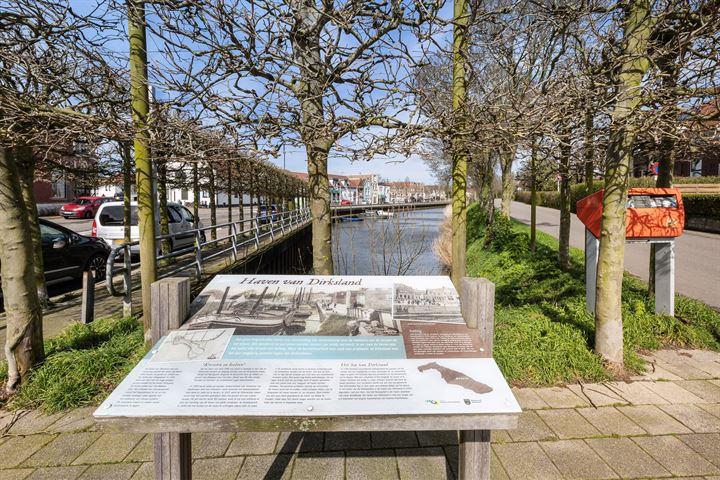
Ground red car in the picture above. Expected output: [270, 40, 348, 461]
[60, 196, 110, 219]
[340, 200, 353, 205]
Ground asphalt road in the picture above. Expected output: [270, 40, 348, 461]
[508, 201, 720, 309]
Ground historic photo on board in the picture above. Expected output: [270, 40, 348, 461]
[393, 280, 464, 324]
[186, 277, 398, 337]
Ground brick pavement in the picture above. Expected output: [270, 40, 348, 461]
[1, 349, 719, 479]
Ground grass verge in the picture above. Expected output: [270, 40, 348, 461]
[0, 315, 144, 413]
[466, 204, 720, 386]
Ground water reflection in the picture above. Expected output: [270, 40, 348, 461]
[332, 207, 445, 275]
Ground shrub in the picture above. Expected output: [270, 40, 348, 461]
[683, 194, 720, 220]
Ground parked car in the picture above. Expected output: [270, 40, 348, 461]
[340, 200, 353, 206]
[60, 196, 111, 219]
[93, 201, 204, 253]
[256, 204, 279, 225]
[39, 218, 110, 282]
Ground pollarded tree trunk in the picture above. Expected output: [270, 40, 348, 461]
[595, 0, 652, 369]
[128, 0, 157, 343]
[14, 146, 48, 305]
[208, 163, 217, 240]
[0, 147, 44, 393]
[558, 130, 572, 269]
[529, 139, 538, 252]
[157, 159, 171, 256]
[120, 142, 133, 244]
[192, 162, 199, 229]
[227, 162, 233, 223]
[450, 0, 469, 289]
[500, 147, 515, 216]
[585, 99, 595, 191]
[306, 140, 333, 274]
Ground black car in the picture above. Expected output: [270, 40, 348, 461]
[39, 218, 111, 283]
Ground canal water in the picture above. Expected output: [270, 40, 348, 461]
[332, 206, 446, 276]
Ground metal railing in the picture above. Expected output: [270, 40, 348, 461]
[105, 208, 311, 312]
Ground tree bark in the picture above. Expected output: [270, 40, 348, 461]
[0, 147, 44, 393]
[121, 142, 133, 244]
[128, 0, 157, 346]
[530, 140, 538, 252]
[450, 0, 469, 289]
[14, 146, 48, 305]
[306, 141, 333, 274]
[208, 163, 217, 240]
[157, 159, 170, 256]
[558, 129, 572, 269]
[227, 162, 233, 223]
[500, 147, 515, 216]
[595, 0, 652, 369]
[192, 162, 199, 230]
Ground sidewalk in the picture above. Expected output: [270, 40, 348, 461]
[1, 349, 718, 479]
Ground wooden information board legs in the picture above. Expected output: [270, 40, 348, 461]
[151, 278, 192, 480]
[460, 278, 496, 480]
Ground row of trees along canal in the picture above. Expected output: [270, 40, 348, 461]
[2, 0, 719, 393]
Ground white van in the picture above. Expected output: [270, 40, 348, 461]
[92, 202, 205, 253]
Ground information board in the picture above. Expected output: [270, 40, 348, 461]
[95, 275, 520, 418]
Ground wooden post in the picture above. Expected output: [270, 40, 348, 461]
[151, 278, 192, 480]
[459, 277, 495, 480]
[81, 270, 95, 324]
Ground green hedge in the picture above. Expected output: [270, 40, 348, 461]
[629, 176, 720, 186]
[515, 188, 720, 220]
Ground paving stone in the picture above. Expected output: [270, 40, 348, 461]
[276, 432, 325, 453]
[191, 432, 233, 458]
[124, 435, 152, 463]
[577, 406, 646, 436]
[539, 439, 617, 479]
[489, 450, 509, 480]
[679, 349, 720, 365]
[494, 442, 562, 480]
[237, 454, 293, 480]
[23, 432, 101, 467]
[511, 388, 549, 410]
[506, 411, 557, 442]
[534, 387, 589, 408]
[226, 432, 279, 455]
[0, 434, 56, 468]
[370, 431, 418, 449]
[567, 384, 628, 407]
[0, 468, 35, 480]
[490, 429, 512, 444]
[346, 449, 399, 480]
[25, 465, 87, 480]
[586, 437, 670, 478]
[396, 447, 450, 480]
[445, 445, 507, 480]
[699, 403, 720, 419]
[48, 408, 97, 433]
[677, 433, 720, 468]
[415, 431, 457, 447]
[634, 435, 720, 476]
[325, 432, 372, 451]
[77, 463, 140, 480]
[605, 381, 669, 405]
[653, 350, 720, 378]
[73, 433, 144, 464]
[642, 381, 706, 403]
[192, 457, 244, 480]
[650, 355, 713, 380]
[677, 380, 720, 403]
[617, 405, 692, 434]
[660, 404, 720, 433]
[630, 364, 682, 381]
[129, 462, 153, 480]
[292, 452, 345, 480]
[0, 410, 15, 433]
[536, 409, 601, 439]
[7, 411, 64, 435]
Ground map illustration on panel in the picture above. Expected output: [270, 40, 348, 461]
[418, 362, 493, 394]
[152, 328, 234, 362]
